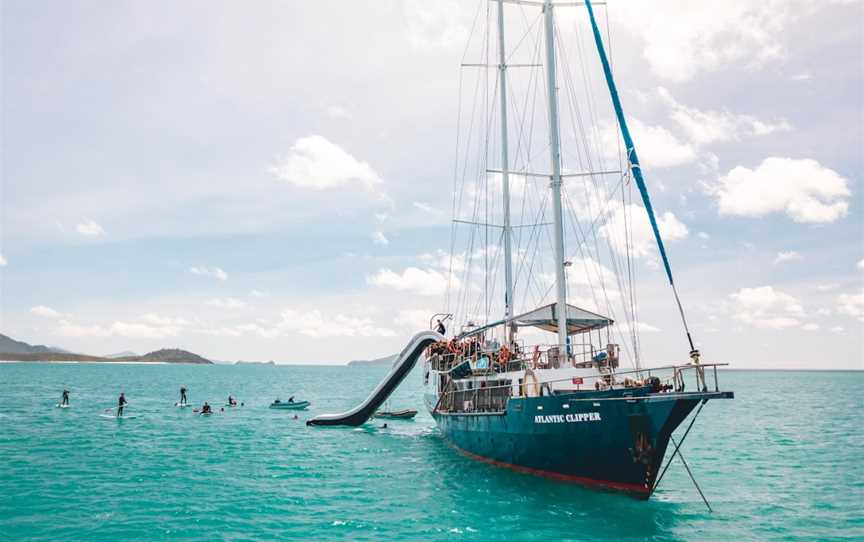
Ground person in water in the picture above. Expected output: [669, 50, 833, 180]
[61, 389, 70, 406]
[228, 395, 237, 406]
[180, 386, 188, 405]
[117, 393, 127, 416]
[288, 396, 295, 403]
[201, 402, 212, 414]
[436, 319, 446, 335]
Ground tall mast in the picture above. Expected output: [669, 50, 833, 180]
[543, 0, 568, 349]
[497, 0, 515, 345]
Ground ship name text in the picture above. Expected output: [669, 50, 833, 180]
[534, 412, 601, 424]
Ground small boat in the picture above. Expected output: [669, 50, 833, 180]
[373, 409, 418, 420]
[269, 400, 310, 410]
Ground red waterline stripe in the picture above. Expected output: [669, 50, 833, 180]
[450, 443, 650, 496]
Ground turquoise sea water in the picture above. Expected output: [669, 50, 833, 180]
[0, 364, 861, 541]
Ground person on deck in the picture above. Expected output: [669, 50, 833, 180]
[288, 396, 295, 403]
[117, 393, 127, 416]
[179, 386, 188, 405]
[61, 389, 70, 406]
[436, 319, 446, 335]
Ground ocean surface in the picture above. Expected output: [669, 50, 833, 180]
[0, 363, 861, 541]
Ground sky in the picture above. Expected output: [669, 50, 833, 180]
[0, 0, 861, 368]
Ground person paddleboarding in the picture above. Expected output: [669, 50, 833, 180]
[61, 389, 70, 406]
[179, 386, 188, 406]
[117, 392, 128, 417]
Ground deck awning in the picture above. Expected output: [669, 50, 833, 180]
[457, 302, 613, 339]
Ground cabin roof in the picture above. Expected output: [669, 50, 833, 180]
[457, 302, 613, 339]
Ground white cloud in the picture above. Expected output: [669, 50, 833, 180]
[205, 297, 247, 309]
[728, 286, 805, 329]
[368, 267, 450, 296]
[697, 232, 710, 240]
[419, 249, 466, 273]
[57, 319, 182, 339]
[402, 0, 471, 51]
[816, 284, 839, 292]
[616, 321, 662, 334]
[599, 204, 689, 259]
[109, 321, 182, 339]
[30, 305, 64, 319]
[249, 290, 267, 298]
[802, 323, 820, 331]
[324, 105, 352, 120]
[830, 326, 845, 334]
[140, 313, 189, 326]
[395, 309, 437, 332]
[76, 219, 105, 236]
[858, 259, 864, 271]
[372, 231, 389, 246]
[189, 266, 228, 281]
[412, 201, 438, 214]
[269, 135, 384, 195]
[711, 158, 850, 223]
[610, 1, 797, 82]
[56, 320, 112, 338]
[773, 251, 803, 265]
[657, 87, 791, 145]
[602, 118, 697, 169]
[837, 290, 864, 322]
[252, 309, 396, 338]
[0, 253, 6, 266]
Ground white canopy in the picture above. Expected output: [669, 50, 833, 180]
[458, 302, 613, 338]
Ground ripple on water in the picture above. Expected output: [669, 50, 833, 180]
[0, 365, 862, 541]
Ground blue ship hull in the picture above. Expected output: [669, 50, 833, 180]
[433, 388, 732, 498]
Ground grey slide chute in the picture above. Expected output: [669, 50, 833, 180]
[306, 330, 443, 426]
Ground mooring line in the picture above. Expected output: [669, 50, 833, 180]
[653, 400, 706, 490]
[671, 436, 713, 513]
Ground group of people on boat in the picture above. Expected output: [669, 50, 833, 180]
[429, 335, 521, 372]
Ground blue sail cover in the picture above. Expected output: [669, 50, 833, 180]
[584, 0, 675, 287]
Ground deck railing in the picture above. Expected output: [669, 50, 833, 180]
[427, 342, 618, 374]
[432, 361, 729, 414]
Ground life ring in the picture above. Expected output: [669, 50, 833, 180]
[521, 369, 540, 397]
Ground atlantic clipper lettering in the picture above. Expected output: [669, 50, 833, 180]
[534, 412, 602, 424]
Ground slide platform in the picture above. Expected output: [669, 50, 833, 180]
[306, 330, 442, 426]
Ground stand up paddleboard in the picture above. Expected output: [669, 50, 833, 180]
[100, 413, 139, 419]
[175, 402, 192, 408]
[55, 404, 71, 409]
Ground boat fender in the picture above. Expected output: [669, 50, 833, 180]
[521, 369, 540, 397]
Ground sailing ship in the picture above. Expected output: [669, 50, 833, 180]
[310, 0, 733, 500]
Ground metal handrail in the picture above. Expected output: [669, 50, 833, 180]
[434, 362, 729, 397]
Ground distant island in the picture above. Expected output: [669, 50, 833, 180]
[347, 354, 397, 367]
[0, 333, 212, 364]
[234, 360, 276, 365]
